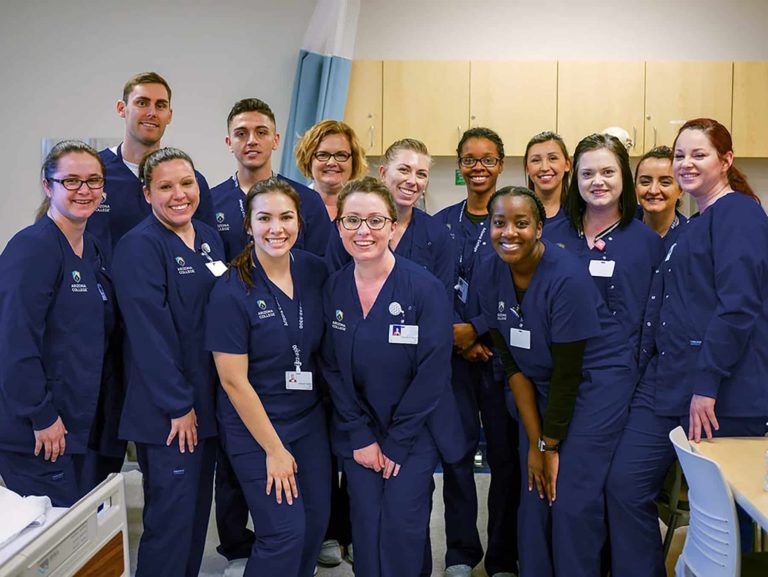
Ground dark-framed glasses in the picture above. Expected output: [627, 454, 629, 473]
[49, 177, 105, 191]
[338, 215, 392, 230]
[458, 156, 501, 168]
[313, 151, 352, 163]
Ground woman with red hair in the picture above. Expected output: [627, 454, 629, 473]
[605, 118, 768, 577]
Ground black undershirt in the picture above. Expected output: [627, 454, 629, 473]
[490, 285, 586, 441]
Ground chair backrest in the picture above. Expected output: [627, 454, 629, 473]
[669, 426, 741, 577]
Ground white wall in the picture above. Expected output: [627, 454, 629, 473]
[354, 0, 768, 212]
[354, 0, 768, 60]
[0, 0, 316, 246]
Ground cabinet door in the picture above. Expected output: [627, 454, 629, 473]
[383, 61, 470, 156]
[645, 61, 733, 151]
[557, 62, 645, 157]
[344, 60, 383, 156]
[470, 61, 557, 157]
[732, 61, 768, 158]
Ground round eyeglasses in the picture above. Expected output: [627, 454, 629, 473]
[338, 215, 392, 230]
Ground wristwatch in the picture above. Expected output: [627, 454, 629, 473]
[538, 437, 560, 452]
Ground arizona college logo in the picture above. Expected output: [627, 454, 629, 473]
[71, 271, 81, 283]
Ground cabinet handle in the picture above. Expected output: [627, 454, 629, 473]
[369, 126, 375, 150]
[632, 127, 637, 151]
[653, 127, 657, 148]
[457, 125, 462, 140]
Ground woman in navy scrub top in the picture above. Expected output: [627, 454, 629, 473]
[206, 177, 330, 577]
[112, 148, 226, 577]
[473, 186, 637, 577]
[433, 128, 521, 577]
[322, 177, 456, 577]
[0, 141, 113, 507]
[524, 131, 571, 228]
[326, 138, 453, 297]
[634, 145, 687, 251]
[606, 118, 768, 577]
[544, 133, 662, 356]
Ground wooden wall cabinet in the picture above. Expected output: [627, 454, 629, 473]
[557, 61, 646, 157]
[344, 60, 383, 156]
[732, 61, 768, 157]
[644, 61, 733, 151]
[382, 61, 470, 156]
[469, 61, 557, 157]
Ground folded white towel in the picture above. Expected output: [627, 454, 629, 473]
[0, 486, 52, 548]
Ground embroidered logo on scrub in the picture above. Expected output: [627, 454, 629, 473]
[332, 309, 346, 331]
[216, 212, 230, 232]
[497, 300, 507, 321]
[96, 192, 110, 213]
[256, 298, 275, 320]
[71, 270, 87, 293]
[175, 256, 195, 275]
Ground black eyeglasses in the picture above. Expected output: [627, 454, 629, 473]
[338, 215, 392, 230]
[48, 177, 105, 190]
[313, 151, 352, 163]
[458, 156, 502, 168]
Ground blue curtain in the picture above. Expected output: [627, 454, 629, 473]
[279, 49, 352, 183]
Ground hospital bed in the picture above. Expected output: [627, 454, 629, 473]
[0, 473, 129, 576]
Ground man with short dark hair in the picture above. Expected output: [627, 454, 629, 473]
[88, 71, 215, 263]
[212, 98, 331, 262]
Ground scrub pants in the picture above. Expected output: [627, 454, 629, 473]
[228, 427, 331, 577]
[517, 424, 619, 577]
[215, 446, 255, 560]
[345, 433, 439, 577]
[606, 406, 768, 577]
[441, 356, 520, 574]
[0, 450, 88, 507]
[134, 438, 216, 577]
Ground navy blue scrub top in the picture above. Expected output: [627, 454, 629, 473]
[472, 241, 637, 435]
[87, 144, 216, 264]
[206, 250, 327, 455]
[0, 217, 110, 453]
[543, 217, 663, 357]
[637, 193, 768, 418]
[112, 214, 224, 444]
[634, 207, 689, 254]
[434, 200, 495, 324]
[325, 207, 455, 302]
[321, 256, 461, 464]
[211, 174, 332, 262]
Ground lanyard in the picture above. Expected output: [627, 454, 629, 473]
[255, 256, 305, 372]
[457, 201, 488, 271]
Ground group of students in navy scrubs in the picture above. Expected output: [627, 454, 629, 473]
[1, 63, 767, 577]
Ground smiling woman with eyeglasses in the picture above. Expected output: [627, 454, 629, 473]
[433, 127, 521, 577]
[295, 120, 368, 220]
[0, 140, 117, 508]
[321, 176, 462, 577]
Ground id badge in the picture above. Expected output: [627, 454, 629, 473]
[456, 276, 469, 304]
[509, 328, 531, 350]
[206, 260, 228, 277]
[589, 260, 615, 278]
[285, 371, 313, 391]
[389, 324, 419, 345]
